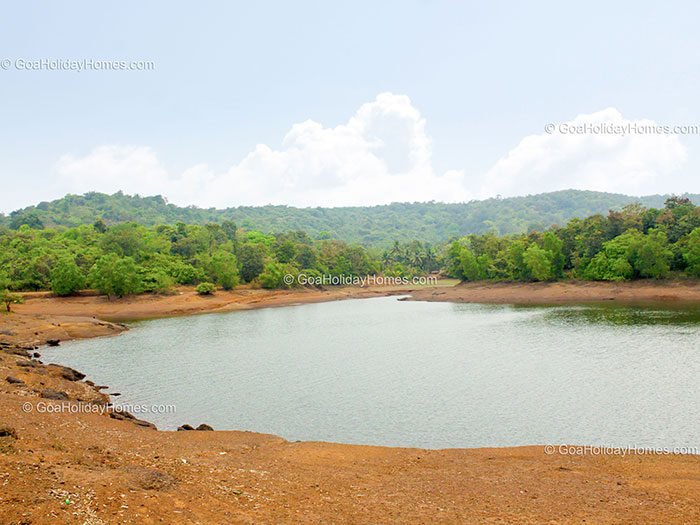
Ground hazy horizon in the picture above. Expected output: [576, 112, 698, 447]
[6, 187, 700, 216]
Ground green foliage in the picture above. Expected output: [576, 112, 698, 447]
[195, 282, 216, 295]
[632, 229, 671, 278]
[140, 267, 174, 294]
[210, 250, 240, 290]
[459, 247, 481, 281]
[585, 230, 671, 281]
[542, 232, 565, 278]
[4, 190, 699, 246]
[259, 262, 299, 289]
[508, 241, 527, 280]
[93, 218, 107, 233]
[239, 244, 265, 282]
[168, 260, 206, 285]
[0, 289, 22, 312]
[523, 243, 552, 281]
[682, 228, 700, 277]
[3, 193, 700, 295]
[50, 255, 86, 296]
[88, 254, 142, 297]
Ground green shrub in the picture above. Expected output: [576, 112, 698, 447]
[196, 282, 216, 295]
[50, 255, 86, 296]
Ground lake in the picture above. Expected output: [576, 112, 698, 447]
[40, 296, 700, 449]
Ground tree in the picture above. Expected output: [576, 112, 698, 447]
[50, 256, 86, 296]
[542, 232, 565, 278]
[239, 244, 265, 282]
[140, 267, 174, 293]
[259, 262, 298, 289]
[89, 254, 142, 298]
[9, 211, 44, 230]
[584, 232, 635, 281]
[296, 245, 317, 269]
[523, 243, 552, 281]
[0, 289, 22, 312]
[274, 239, 297, 263]
[93, 218, 107, 233]
[508, 241, 527, 280]
[683, 227, 700, 277]
[459, 247, 481, 281]
[210, 250, 240, 290]
[630, 229, 671, 278]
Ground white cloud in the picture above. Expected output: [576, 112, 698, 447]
[477, 108, 688, 198]
[52, 100, 690, 210]
[56, 145, 169, 197]
[54, 93, 471, 208]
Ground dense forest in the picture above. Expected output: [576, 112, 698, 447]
[446, 197, 700, 282]
[1, 196, 700, 307]
[3, 190, 698, 246]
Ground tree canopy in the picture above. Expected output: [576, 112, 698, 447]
[1, 197, 700, 297]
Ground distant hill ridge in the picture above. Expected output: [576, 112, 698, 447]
[3, 190, 698, 246]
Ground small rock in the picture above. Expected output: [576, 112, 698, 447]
[123, 466, 175, 490]
[177, 424, 195, 431]
[47, 364, 86, 382]
[196, 424, 214, 431]
[108, 410, 157, 430]
[46, 339, 60, 347]
[4, 347, 31, 357]
[5, 376, 25, 386]
[0, 426, 17, 439]
[33, 352, 41, 358]
[17, 360, 39, 368]
[40, 389, 69, 401]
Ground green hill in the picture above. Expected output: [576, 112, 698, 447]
[2, 190, 697, 246]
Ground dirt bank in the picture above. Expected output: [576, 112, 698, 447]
[407, 279, 700, 305]
[3, 280, 700, 522]
[2, 387, 700, 523]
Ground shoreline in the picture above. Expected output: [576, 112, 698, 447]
[7, 279, 700, 346]
[406, 279, 700, 306]
[3, 280, 700, 521]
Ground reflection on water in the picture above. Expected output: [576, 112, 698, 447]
[532, 303, 700, 327]
[40, 297, 700, 449]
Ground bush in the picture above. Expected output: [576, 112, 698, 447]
[140, 267, 174, 294]
[169, 261, 206, 285]
[50, 255, 86, 296]
[196, 282, 216, 295]
[259, 262, 299, 289]
[0, 289, 23, 312]
[88, 254, 143, 298]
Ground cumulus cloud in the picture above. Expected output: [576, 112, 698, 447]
[477, 108, 688, 198]
[53, 99, 690, 210]
[55, 93, 471, 208]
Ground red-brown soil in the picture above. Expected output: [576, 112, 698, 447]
[2, 281, 700, 523]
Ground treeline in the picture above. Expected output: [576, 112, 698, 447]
[446, 197, 700, 282]
[2, 197, 700, 301]
[0, 219, 440, 297]
[4, 190, 698, 246]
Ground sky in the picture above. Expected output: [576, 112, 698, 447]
[1, 0, 700, 214]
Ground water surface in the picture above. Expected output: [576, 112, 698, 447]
[41, 296, 700, 449]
